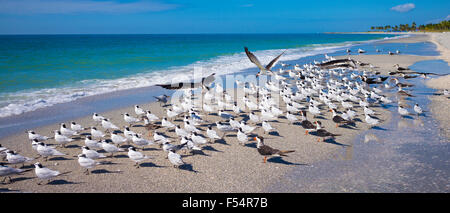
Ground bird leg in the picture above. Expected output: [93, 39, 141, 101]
[305, 130, 308, 135]
[263, 156, 267, 163]
[317, 138, 320, 142]
[336, 124, 338, 128]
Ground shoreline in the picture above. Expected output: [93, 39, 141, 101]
[0, 33, 448, 192]
[0, 33, 400, 123]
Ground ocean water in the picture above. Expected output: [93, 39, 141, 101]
[0, 33, 397, 117]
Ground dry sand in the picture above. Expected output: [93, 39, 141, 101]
[0, 34, 446, 192]
[430, 32, 450, 65]
[426, 32, 450, 140]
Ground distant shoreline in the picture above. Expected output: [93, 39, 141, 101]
[324, 31, 428, 35]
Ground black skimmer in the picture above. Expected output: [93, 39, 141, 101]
[392, 78, 414, 88]
[394, 64, 410, 71]
[330, 109, 354, 128]
[253, 136, 295, 163]
[397, 87, 415, 97]
[361, 76, 388, 84]
[244, 47, 285, 77]
[319, 58, 355, 67]
[156, 73, 216, 90]
[314, 121, 341, 142]
[300, 111, 316, 135]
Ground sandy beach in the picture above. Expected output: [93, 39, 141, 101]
[0, 33, 448, 193]
[425, 33, 450, 139]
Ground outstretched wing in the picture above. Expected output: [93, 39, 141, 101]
[265, 50, 286, 71]
[244, 47, 266, 71]
[202, 73, 216, 86]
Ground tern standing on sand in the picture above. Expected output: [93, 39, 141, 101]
[34, 162, 61, 185]
[168, 150, 184, 168]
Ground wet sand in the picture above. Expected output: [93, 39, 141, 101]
[0, 34, 445, 193]
[426, 32, 450, 140]
[426, 76, 450, 139]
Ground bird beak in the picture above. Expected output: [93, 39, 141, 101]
[253, 137, 257, 141]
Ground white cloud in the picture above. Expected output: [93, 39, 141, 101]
[0, 0, 179, 14]
[390, 3, 415, 13]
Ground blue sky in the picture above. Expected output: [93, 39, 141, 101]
[0, 0, 449, 34]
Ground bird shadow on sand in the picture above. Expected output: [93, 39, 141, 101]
[91, 169, 123, 174]
[98, 160, 119, 165]
[244, 143, 257, 148]
[111, 154, 130, 159]
[178, 164, 199, 173]
[353, 118, 363, 123]
[132, 124, 144, 127]
[139, 162, 166, 168]
[189, 150, 211, 157]
[370, 126, 388, 131]
[19, 164, 35, 169]
[321, 138, 350, 147]
[267, 157, 306, 166]
[240, 114, 249, 119]
[381, 104, 395, 109]
[0, 188, 21, 192]
[268, 131, 282, 137]
[65, 144, 81, 149]
[49, 157, 72, 161]
[10, 176, 35, 183]
[401, 115, 414, 120]
[292, 121, 302, 126]
[202, 145, 223, 153]
[47, 179, 80, 185]
[71, 137, 84, 141]
[212, 139, 229, 146]
[338, 125, 358, 130]
[142, 147, 159, 152]
[313, 115, 327, 120]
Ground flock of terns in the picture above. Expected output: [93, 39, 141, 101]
[1, 46, 447, 186]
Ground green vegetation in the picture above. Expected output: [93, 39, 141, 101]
[370, 20, 450, 32]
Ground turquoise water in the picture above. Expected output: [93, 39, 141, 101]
[0, 33, 395, 117]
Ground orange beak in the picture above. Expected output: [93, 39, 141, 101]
[253, 137, 257, 141]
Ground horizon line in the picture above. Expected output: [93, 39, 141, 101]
[0, 32, 381, 36]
